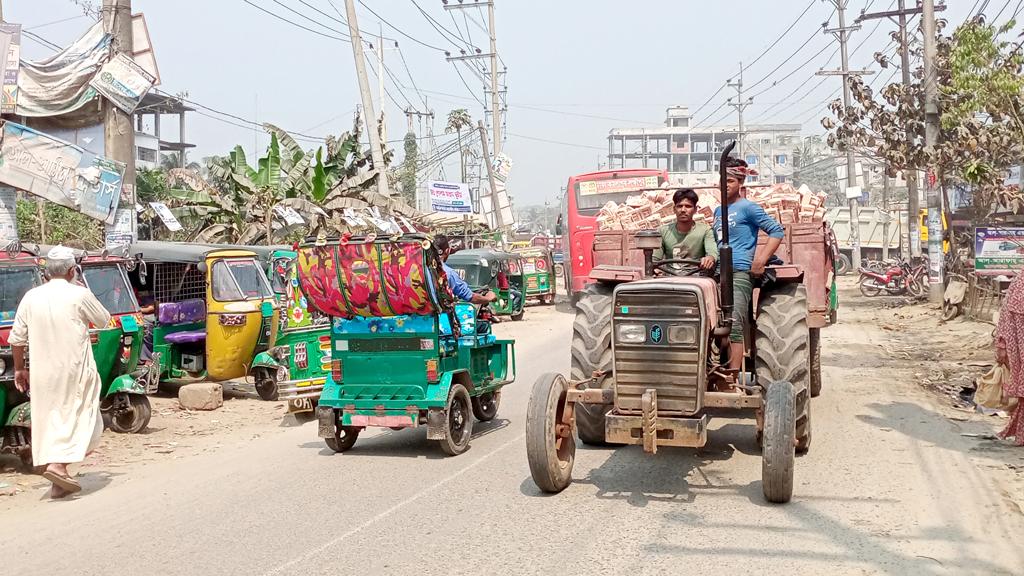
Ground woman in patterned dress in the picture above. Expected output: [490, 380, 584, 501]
[995, 273, 1024, 445]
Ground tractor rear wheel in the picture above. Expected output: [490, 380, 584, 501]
[526, 373, 575, 493]
[762, 379, 796, 503]
[755, 284, 811, 455]
[570, 283, 614, 446]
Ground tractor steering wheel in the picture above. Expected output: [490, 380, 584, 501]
[652, 258, 706, 277]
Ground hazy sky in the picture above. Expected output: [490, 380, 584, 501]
[10, 0, 980, 207]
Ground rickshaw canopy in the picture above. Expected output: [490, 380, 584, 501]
[297, 234, 454, 319]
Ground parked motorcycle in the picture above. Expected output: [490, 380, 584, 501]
[858, 259, 925, 297]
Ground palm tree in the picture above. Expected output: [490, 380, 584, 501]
[445, 108, 472, 183]
[160, 151, 201, 172]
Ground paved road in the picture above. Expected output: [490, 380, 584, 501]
[5, 297, 1024, 575]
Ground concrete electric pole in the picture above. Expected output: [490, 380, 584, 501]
[103, 0, 137, 245]
[818, 0, 873, 272]
[478, 120, 505, 230]
[922, 0, 943, 302]
[727, 62, 753, 159]
[857, 0, 946, 262]
[444, 1, 503, 155]
[344, 0, 391, 197]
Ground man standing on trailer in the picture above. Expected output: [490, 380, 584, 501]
[713, 158, 785, 373]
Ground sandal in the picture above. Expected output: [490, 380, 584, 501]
[42, 470, 82, 495]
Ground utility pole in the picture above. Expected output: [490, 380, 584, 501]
[922, 0, 943, 302]
[444, 1, 503, 155]
[727, 62, 753, 158]
[344, 0, 390, 197]
[478, 120, 505, 231]
[882, 173, 891, 260]
[858, 0, 945, 262]
[377, 25, 385, 136]
[818, 0, 873, 272]
[103, 0, 136, 246]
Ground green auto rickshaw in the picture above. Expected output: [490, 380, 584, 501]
[446, 248, 526, 321]
[514, 246, 556, 305]
[249, 248, 332, 412]
[297, 234, 516, 455]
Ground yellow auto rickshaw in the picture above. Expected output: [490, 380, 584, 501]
[128, 241, 279, 386]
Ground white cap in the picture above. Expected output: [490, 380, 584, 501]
[46, 245, 76, 262]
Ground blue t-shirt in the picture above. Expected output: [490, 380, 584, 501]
[443, 263, 474, 302]
[713, 199, 785, 272]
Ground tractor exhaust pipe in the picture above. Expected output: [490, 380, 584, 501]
[716, 141, 736, 337]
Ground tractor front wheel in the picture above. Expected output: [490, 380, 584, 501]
[526, 373, 575, 493]
[762, 380, 796, 504]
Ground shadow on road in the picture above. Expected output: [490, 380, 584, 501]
[297, 418, 511, 460]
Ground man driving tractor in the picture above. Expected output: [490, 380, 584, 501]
[713, 157, 785, 373]
[654, 187, 718, 272]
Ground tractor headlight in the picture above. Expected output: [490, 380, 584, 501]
[668, 324, 698, 345]
[616, 323, 646, 344]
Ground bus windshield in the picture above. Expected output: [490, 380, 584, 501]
[573, 174, 663, 215]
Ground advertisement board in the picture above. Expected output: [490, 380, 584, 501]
[89, 52, 156, 114]
[578, 175, 659, 196]
[429, 180, 473, 213]
[975, 226, 1024, 271]
[0, 24, 21, 114]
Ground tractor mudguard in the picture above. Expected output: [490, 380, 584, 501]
[107, 373, 147, 396]
[250, 352, 280, 371]
[5, 402, 30, 427]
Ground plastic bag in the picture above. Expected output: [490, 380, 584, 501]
[975, 364, 1019, 411]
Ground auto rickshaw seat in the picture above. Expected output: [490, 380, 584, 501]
[158, 299, 207, 344]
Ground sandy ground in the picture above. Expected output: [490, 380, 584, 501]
[2, 283, 1024, 575]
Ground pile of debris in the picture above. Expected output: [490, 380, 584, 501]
[596, 183, 829, 230]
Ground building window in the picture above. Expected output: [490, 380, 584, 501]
[137, 147, 157, 163]
[694, 160, 708, 171]
[776, 154, 787, 166]
[745, 155, 758, 166]
[775, 176, 788, 184]
[693, 141, 708, 153]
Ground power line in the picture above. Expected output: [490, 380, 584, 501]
[506, 132, 606, 151]
[748, 42, 836, 101]
[242, 0, 350, 42]
[397, 47, 430, 110]
[269, 0, 351, 39]
[409, 0, 475, 49]
[357, 0, 447, 52]
[451, 63, 486, 107]
[745, 25, 828, 92]
[743, 0, 820, 71]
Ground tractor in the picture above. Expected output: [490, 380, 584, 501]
[525, 142, 837, 504]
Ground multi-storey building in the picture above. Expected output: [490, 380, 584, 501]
[607, 106, 802, 187]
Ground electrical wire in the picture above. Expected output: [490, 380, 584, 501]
[506, 132, 606, 151]
[268, 0, 351, 39]
[743, 0, 820, 72]
[242, 0, 350, 42]
[397, 48, 430, 110]
[745, 25, 827, 93]
[410, 0, 477, 49]
[748, 42, 836, 101]
[452, 63, 486, 108]
[26, 15, 88, 30]
[357, 0, 447, 52]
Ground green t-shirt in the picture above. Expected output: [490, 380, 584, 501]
[654, 221, 719, 262]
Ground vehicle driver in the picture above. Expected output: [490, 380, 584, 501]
[713, 157, 785, 373]
[496, 268, 522, 311]
[433, 234, 498, 306]
[654, 188, 718, 272]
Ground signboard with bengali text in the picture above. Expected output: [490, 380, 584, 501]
[975, 226, 1024, 271]
[577, 175, 660, 196]
[429, 180, 473, 213]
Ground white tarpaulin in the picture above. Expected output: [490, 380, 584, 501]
[16, 21, 110, 117]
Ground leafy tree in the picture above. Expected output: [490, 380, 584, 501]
[16, 199, 103, 248]
[824, 17, 1024, 215]
[400, 132, 418, 207]
[446, 108, 473, 183]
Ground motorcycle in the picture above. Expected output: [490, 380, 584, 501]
[858, 260, 924, 297]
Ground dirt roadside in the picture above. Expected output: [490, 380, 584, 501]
[832, 277, 1024, 514]
[0, 386, 295, 499]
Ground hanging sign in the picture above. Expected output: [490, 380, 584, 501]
[149, 201, 182, 231]
[90, 52, 156, 114]
[429, 180, 472, 213]
[0, 186, 17, 242]
[0, 24, 21, 114]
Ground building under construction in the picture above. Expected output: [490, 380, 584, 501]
[607, 106, 801, 187]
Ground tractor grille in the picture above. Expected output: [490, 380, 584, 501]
[612, 288, 704, 415]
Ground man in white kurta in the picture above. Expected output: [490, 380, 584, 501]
[9, 246, 110, 498]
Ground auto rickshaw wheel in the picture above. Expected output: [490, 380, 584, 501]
[103, 393, 152, 434]
[511, 308, 525, 321]
[471, 391, 501, 421]
[254, 367, 279, 401]
[325, 425, 360, 453]
[437, 384, 473, 456]
[525, 373, 575, 493]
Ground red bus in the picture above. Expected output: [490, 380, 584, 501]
[561, 168, 669, 299]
